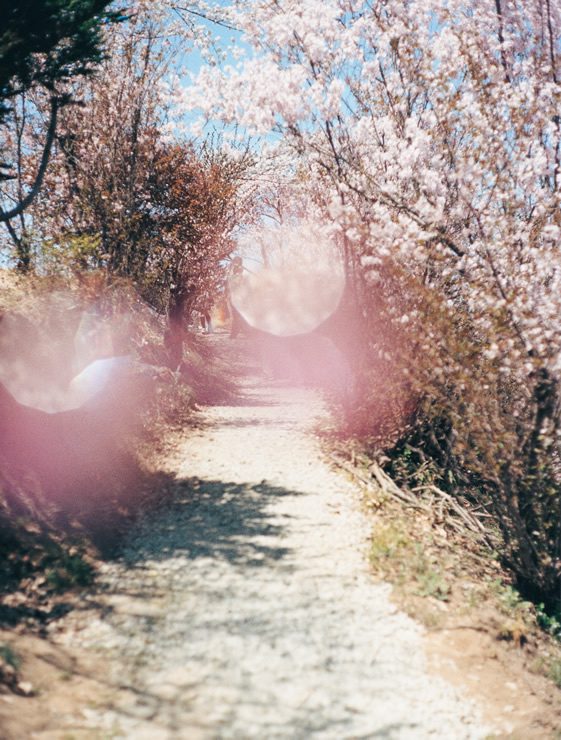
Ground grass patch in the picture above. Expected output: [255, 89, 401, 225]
[550, 660, 561, 689]
[536, 603, 561, 641]
[490, 579, 535, 621]
[370, 522, 412, 569]
[44, 552, 94, 591]
[369, 521, 451, 601]
[415, 564, 450, 602]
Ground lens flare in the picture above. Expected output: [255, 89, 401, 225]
[67, 355, 135, 409]
[233, 220, 345, 337]
[0, 286, 157, 509]
[231, 265, 345, 337]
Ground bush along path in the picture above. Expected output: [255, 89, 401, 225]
[48, 334, 490, 739]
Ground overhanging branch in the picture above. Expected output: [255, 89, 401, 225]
[0, 96, 59, 223]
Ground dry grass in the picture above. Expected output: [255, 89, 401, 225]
[324, 437, 561, 737]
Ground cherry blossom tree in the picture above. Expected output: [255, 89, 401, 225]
[149, 139, 257, 366]
[7, 2, 257, 367]
[0, 0, 223, 268]
[33, 6, 169, 277]
[186, 0, 561, 605]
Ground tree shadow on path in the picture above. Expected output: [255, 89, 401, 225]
[122, 477, 301, 570]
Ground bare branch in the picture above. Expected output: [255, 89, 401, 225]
[171, 5, 240, 32]
[0, 96, 59, 223]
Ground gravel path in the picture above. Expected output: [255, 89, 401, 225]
[55, 336, 489, 739]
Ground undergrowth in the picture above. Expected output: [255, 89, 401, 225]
[0, 273, 231, 634]
[325, 424, 561, 714]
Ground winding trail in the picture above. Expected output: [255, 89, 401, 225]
[55, 335, 488, 739]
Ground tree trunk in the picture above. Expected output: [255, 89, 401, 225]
[164, 284, 190, 369]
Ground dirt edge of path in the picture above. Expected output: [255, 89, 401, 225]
[324, 447, 561, 738]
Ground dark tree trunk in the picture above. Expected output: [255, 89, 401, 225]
[0, 97, 59, 223]
[165, 283, 190, 369]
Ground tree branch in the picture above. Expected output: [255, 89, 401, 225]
[4, 217, 21, 249]
[172, 5, 240, 32]
[0, 96, 59, 223]
[494, 0, 511, 84]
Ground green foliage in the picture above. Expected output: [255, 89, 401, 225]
[536, 603, 561, 641]
[0, 501, 95, 594]
[40, 233, 101, 275]
[0, 643, 20, 670]
[412, 546, 450, 601]
[44, 552, 93, 590]
[494, 581, 526, 612]
[415, 568, 450, 601]
[386, 443, 442, 490]
[0, 0, 125, 121]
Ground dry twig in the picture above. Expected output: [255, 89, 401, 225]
[329, 452, 496, 549]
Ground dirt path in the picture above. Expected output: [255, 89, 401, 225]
[49, 335, 489, 739]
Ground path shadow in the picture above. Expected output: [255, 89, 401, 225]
[0, 602, 73, 629]
[205, 418, 298, 429]
[223, 393, 282, 408]
[122, 477, 301, 569]
[0, 466, 301, 627]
